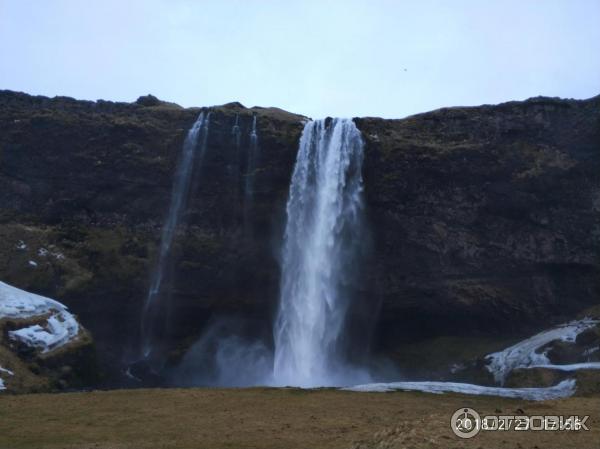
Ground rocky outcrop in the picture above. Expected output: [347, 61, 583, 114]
[0, 280, 95, 392]
[0, 90, 598, 384]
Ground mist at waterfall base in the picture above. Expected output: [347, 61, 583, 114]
[172, 118, 390, 388]
[170, 317, 274, 387]
[140, 112, 210, 362]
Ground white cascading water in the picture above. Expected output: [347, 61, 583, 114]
[243, 115, 259, 234]
[245, 115, 259, 196]
[273, 118, 370, 387]
[231, 113, 241, 148]
[141, 112, 210, 358]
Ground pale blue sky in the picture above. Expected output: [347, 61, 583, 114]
[1, 0, 599, 118]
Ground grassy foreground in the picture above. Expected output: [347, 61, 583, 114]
[0, 387, 598, 449]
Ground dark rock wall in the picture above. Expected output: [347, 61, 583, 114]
[358, 96, 600, 348]
[0, 91, 305, 377]
[0, 90, 598, 380]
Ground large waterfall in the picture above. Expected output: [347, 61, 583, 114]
[141, 112, 210, 359]
[172, 116, 372, 388]
[273, 118, 370, 387]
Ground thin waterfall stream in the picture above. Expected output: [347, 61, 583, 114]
[231, 113, 241, 149]
[140, 112, 210, 359]
[243, 115, 259, 235]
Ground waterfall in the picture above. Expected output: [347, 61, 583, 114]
[243, 115, 259, 234]
[140, 111, 210, 359]
[231, 113, 241, 148]
[245, 115, 259, 195]
[273, 118, 370, 387]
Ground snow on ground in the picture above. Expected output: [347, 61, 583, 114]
[1, 280, 69, 319]
[527, 362, 600, 371]
[0, 365, 14, 391]
[37, 247, 65, 260]
[347, 319, 599, 400]
[9, 312, 80, 353]
[344, 379, 576, 401]
[0, 366, 14, 376]
[485, 318, 599, 384]
[0, 280, 80, 353]
[125, 367, 142, 382]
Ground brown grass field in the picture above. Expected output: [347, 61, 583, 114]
[0, 387, 598, 449]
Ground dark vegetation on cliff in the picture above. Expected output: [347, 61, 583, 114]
[0, 90, 598, 386]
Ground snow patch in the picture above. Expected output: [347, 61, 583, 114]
[28, 260, 38, 267]
[0, 281, 67, 318]
[0, 280, 80, 353]
[125, 367, 142, 382]
[0, 366, 13, 391]
[344, 379, 576, 401]
[37, 247, 64, 260]
[485, 318, 598, 384]
[16, 240, 27, 250]
[526, 362, 600, 372]
[0, 366, 14, 376]
[9, 312, 79, 353]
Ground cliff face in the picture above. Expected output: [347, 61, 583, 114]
[0, 90, 598, 382]
[0, 91, 306, 378]
[358, 97, 600, 347]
